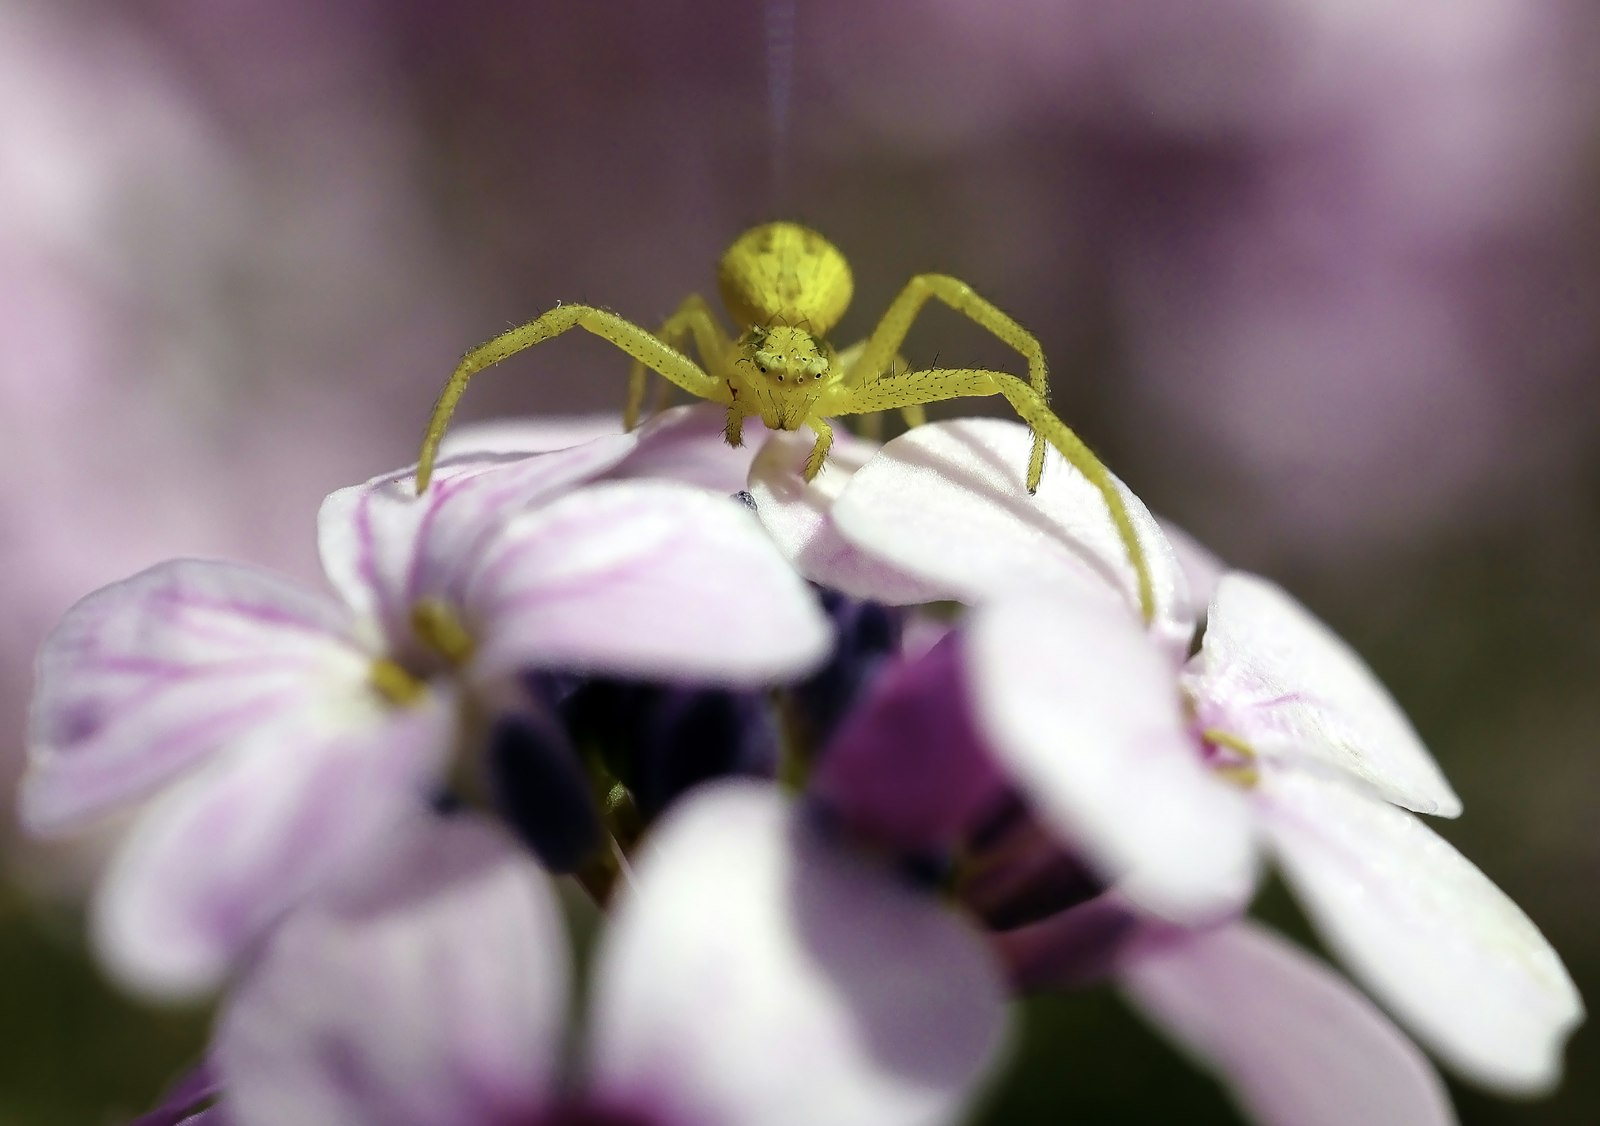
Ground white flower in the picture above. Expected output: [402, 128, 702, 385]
[24, 421, 830, 997]
[201, 785, 1008, 1126]
[754, 416, 1582, 1093]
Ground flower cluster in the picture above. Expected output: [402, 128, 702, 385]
[28, 403, 1580, 1126]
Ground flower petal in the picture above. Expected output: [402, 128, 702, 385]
[611, 402, 759, 493]
[830, 418, 1193, 648]
[1120, 920, 1455, 1126]
[748, 427, 947, 604]
[1191, 573, 1460, 816]
[587, 781, 1009, 1126]
[438, 414, 623, 458]
[442, 405, 754, 495]
[1260, 771, 1583, 1093]
[994, 894, 1143, 991]
[128, 1064, 227, 1126]
[92, 691, 454, 998]
[317, 432, 641, 635]
[1158, 519, 1225, 611]
[217, 816, 568, 1126]
[131, 1105, 230, 1126]
[969, 592, 1258, 921]
[23, 560, 366, 832]
[466, 479, 832, 686]
[811, 632, 1006, 855]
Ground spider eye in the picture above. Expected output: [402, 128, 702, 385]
[755, 362, 768, 374]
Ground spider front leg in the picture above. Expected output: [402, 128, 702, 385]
[625, 293, 730, 431]
[804, 417, 835, 480]
[836, 346, 922, 440]
[846, 275, 1051, 488]
[824, 368, 1156, 624]
[417, 304, 729, 491]
[724, 404, 752, 448]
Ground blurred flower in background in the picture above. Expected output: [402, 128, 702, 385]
[3, 1, 1598, 1124]
[817, 0, 1600, 558]
[0, 0, 473, 878]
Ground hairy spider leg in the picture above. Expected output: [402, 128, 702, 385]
[844, 275, 1051, 490]
[416, 304, 730, 492]
[821, 367, 1156, 624]
[724, 404, 752, 449]
[624, 293, 731, 431]
[802, 416, 836, 479]
[832, 341, 925, 443]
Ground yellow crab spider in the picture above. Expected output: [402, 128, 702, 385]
[415, 221, 1155, 622]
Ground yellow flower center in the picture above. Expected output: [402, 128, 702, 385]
[370, 658, 426, 706]
[367, 597, 478, 706]
[1201, 728, 1261, 788]
[410, 596, 477, 667]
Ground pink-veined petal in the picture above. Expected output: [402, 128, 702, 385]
[1260, 771, 1583, 1093]
[587, 781, 1010, 1126]
[1121, 920, 1456, 1126]
[442, 406, 753, 494]
[830, 419, 1193, 650]
[92, 690, 455, 998]
[316, 432, 641, 635]
[748, 427, 947, 604]
[23, 560, 367, 832]
[217, 816, 568, 1126]
[1191, 573, 1460, 817]
[465, 479, 831, 686]
[969, 592, 1258, 921]
[610, 402, 758, 493]
[438, 414, 623, 458]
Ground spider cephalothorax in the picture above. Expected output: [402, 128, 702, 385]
[732, 324, 838, 433]
[415, 221, 1154, 620]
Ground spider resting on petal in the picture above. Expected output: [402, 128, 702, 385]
[414, 221, 1154, 620]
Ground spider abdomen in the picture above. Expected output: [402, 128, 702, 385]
[716, 222, 853, 334]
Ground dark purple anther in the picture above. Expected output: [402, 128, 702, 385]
[791, 588, 904, 753]
[559, 678, 777, 821]
[485, 708, 605, 873]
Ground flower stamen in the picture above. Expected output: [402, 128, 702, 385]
[370, 658, 427, 706]
[411, 597, 476, 667]
[1201, 728, 1260, 788]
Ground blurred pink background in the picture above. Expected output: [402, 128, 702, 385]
[2, 2, 1597, 1122]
